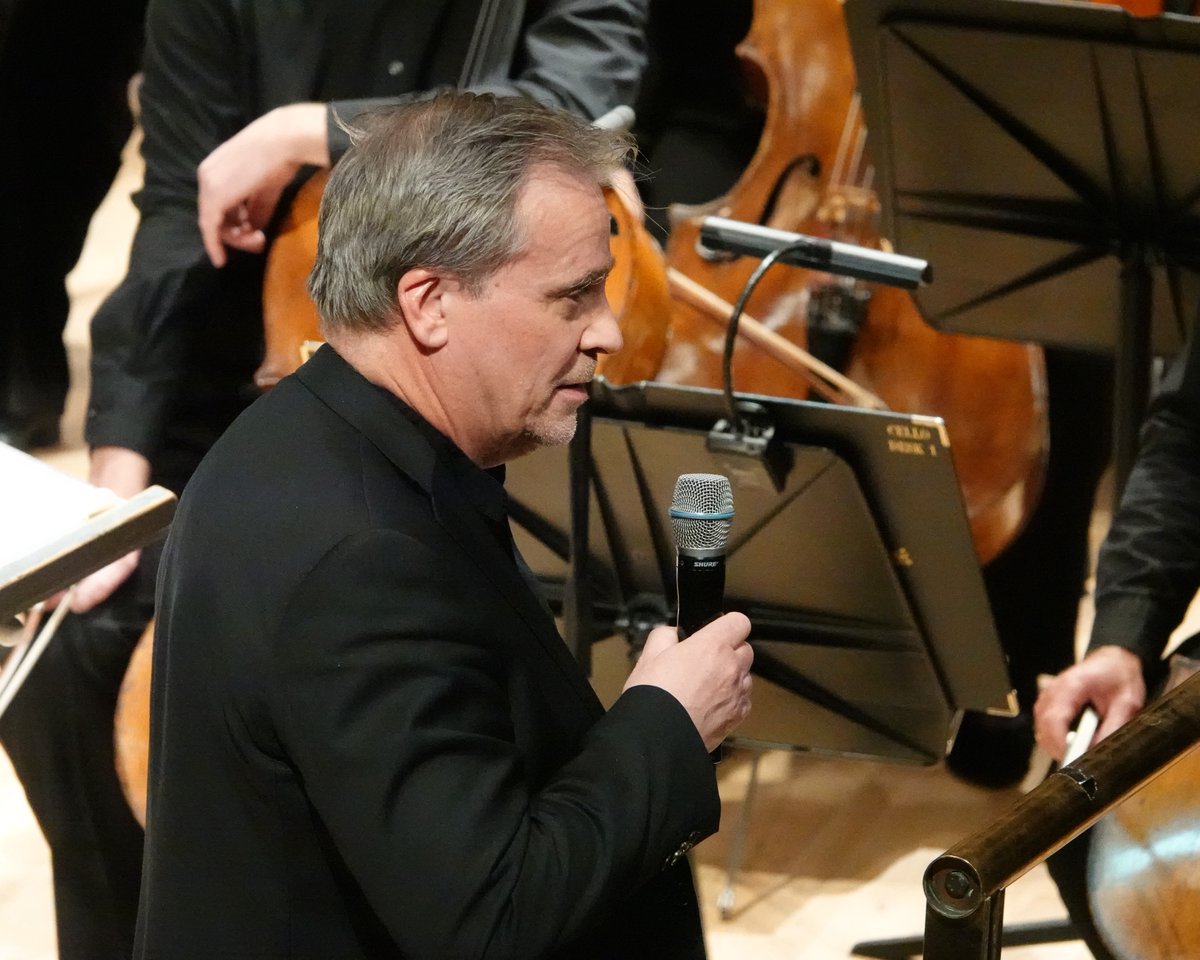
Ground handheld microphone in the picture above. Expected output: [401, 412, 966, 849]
[669, 474, 734, 640]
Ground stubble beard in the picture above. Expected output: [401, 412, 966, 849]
[523, 408, 579, 450]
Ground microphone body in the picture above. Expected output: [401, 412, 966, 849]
[669, 474, 734, 640]
[675, 553, 725, 640]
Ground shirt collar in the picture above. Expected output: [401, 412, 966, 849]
[378, 386, 509, 524]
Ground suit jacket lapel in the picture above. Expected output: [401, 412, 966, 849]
[430, 462, 604, 714]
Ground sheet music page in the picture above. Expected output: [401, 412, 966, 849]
[0, 444, 119, 569]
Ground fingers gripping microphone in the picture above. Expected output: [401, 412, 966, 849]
[669, 474, 734, 639]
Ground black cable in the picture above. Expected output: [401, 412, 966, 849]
[721, 238, 822, 429]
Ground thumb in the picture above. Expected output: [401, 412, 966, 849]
[640, 624, 680, 661]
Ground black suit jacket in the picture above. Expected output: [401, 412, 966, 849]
[136, 345, 720, 959]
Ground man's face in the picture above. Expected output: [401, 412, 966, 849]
[444, 164, 623, 466]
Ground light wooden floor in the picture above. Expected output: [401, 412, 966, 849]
[1, 134, 1110, 960]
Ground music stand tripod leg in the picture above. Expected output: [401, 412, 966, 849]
[0, 590, 74, 721]
[850, 911, 1080, 957]
[1111, 247, 1153, 500]
[717, 747, 763, 919]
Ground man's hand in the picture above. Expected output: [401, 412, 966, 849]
[66, 446, 153, 613]
[624, 612, 753, 752]
[1033, 645, 1146, 762]
[197, 103, 329, 267]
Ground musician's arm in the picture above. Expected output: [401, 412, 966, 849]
[1033, 646, 1146, 762]
[89, 0, 250, 458]
[195, 0, 648, 257]
[1087, 352, 1200, 670]
[62, 448, 154, 613]
[1034, 331, 1200, 759]
[196, 103, 328, 267]
[472, 0, 648, 114]
[327, 0, 649, 160]
[85, 0, 249, 607]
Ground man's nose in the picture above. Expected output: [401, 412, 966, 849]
[584, 304, 623, 356]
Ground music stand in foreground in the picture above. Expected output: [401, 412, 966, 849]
[506, 378, 1014, 917]
[507, 378, 1015, 766]
[845, 0, 1200, 491]
[840, 1, 1200, 950]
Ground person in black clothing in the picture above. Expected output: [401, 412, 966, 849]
[0, 2, 647, 958]
[1037, 337, 1200, 753]
[0, 4, 147, 956]
[135, 93, 752, 958]
[1032, 329, 1200, 960]
[0, 0, 145, 451]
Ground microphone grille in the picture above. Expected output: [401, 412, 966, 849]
[670, 473, 734, 551]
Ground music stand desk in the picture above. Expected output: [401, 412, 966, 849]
[845, 0, 1200, 487]
[507, 379, 1014, 766]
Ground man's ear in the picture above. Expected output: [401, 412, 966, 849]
[396, 268, 456, 350]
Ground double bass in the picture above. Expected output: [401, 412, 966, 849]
[654, 0, 1048, 566]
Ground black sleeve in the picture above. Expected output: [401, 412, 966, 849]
[272, 528, 719, 960]
[327, 0, 649, 161]
[86, 0, 250, 458]
[1088, 331, 1200, 670]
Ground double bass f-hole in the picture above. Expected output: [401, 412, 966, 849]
[696, 154, 821, 266]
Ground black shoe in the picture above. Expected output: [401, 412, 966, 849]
[0, 413, 61, 451]
[946, 710, 1035, 789]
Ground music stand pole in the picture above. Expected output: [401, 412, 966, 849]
[1114, 246, 1153, 496]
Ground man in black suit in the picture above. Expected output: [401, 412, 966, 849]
[136, 92, 754, 960]
[2, 4, 649, 957]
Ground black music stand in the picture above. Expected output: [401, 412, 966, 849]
[844, 0, 1200, 490]
[506, 379, 1015, 765]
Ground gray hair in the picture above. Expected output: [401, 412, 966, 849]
[307, 92, 632, 335]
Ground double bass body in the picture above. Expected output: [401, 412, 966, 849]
[655, 0, 1048, 566]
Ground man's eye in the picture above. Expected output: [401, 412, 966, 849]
[579, 280, 607, 300]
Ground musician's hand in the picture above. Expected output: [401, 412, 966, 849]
[197, 102, 329, 267]
[1033, 645, 1146, 762]
[61, 446, 153, 614]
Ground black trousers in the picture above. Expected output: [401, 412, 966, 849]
[0, 545, 158, 960]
